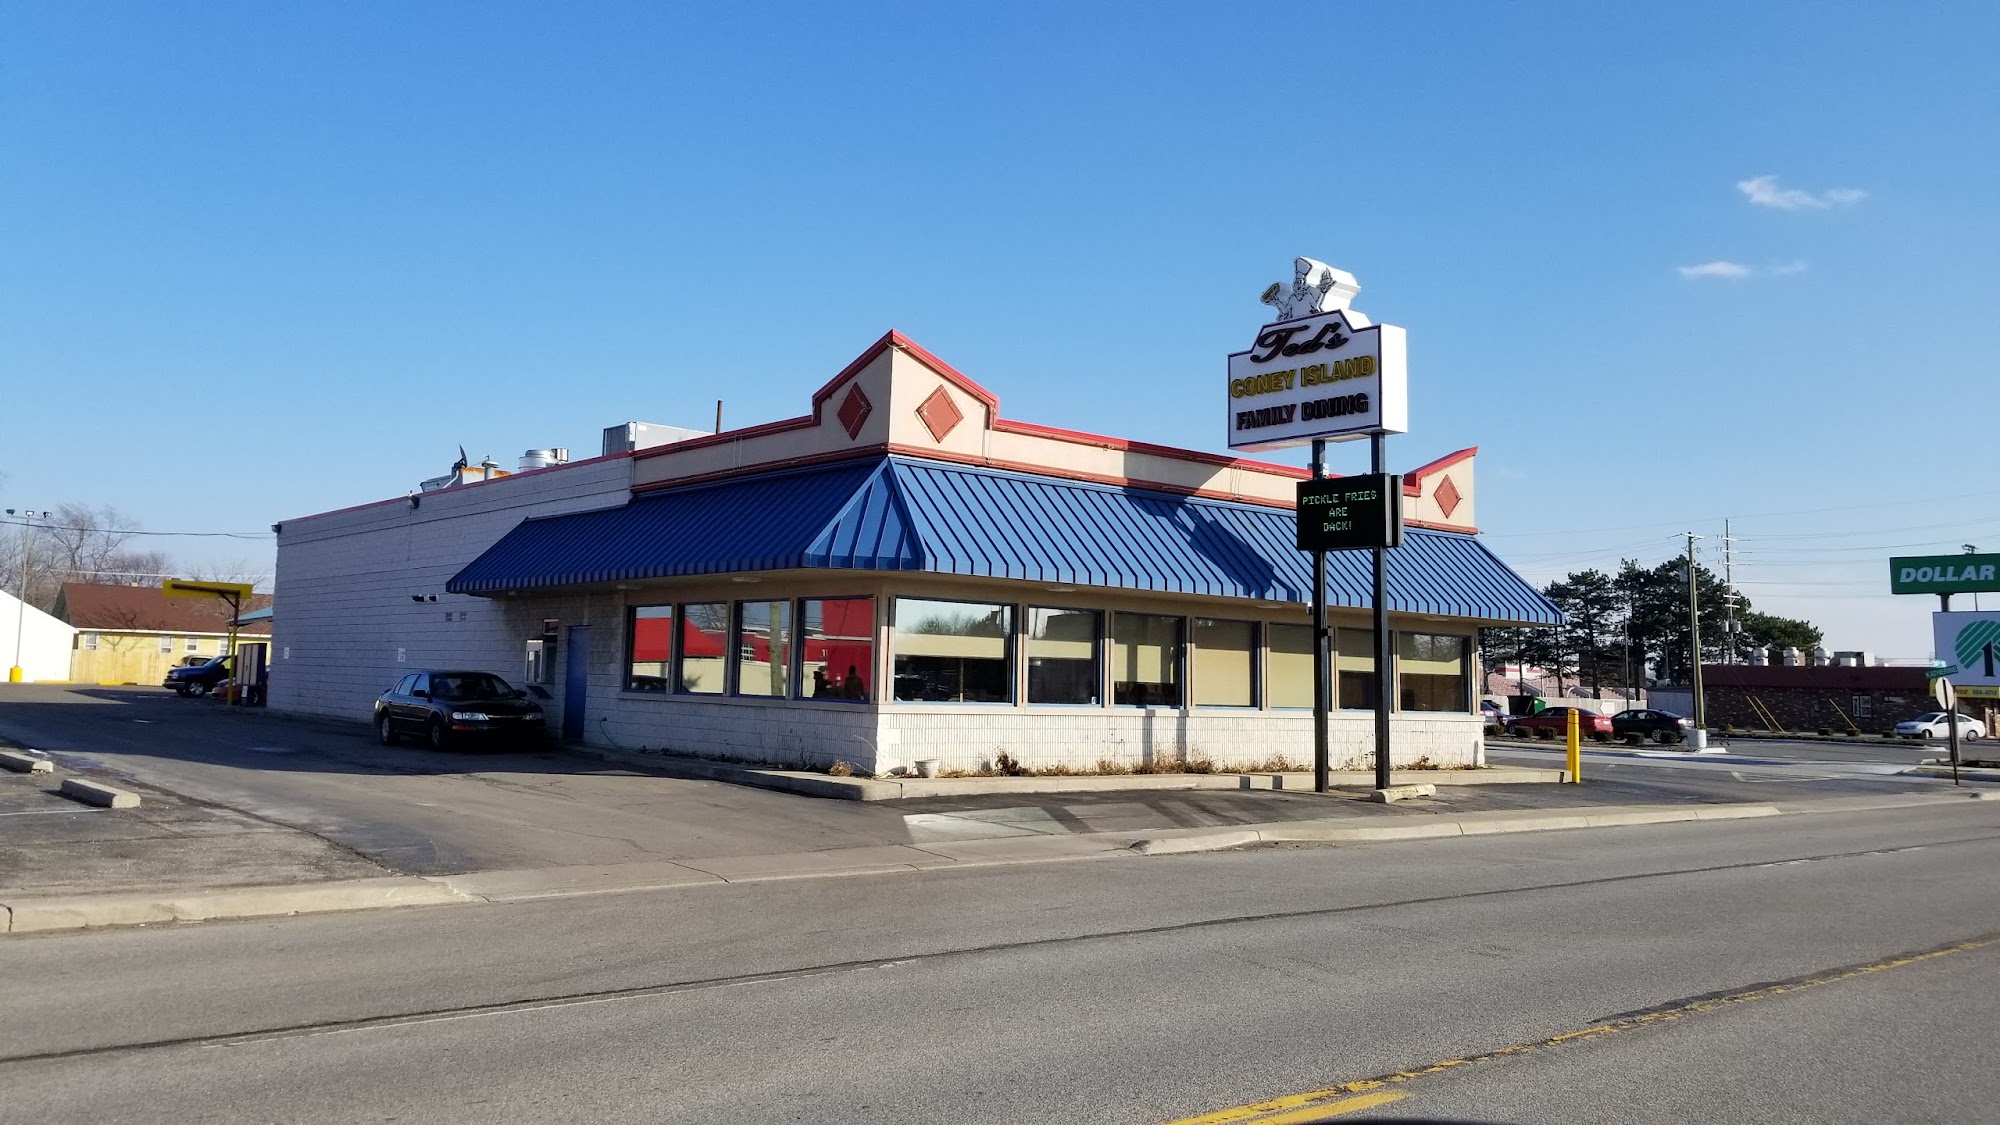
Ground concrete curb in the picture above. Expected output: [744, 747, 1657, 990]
[568, 744, 1564, 800]
[57, 777, 141, 808]
[1903, 765, 2000, 781]
[1123, 803, 1783, 854]
[0, 749, 53, 774]
[2, 876, 470, 934]
[19, 793, 1978, 936]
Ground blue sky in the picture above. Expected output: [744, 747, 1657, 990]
[5, 2, 1996, 656]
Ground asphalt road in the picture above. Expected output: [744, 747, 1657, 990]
[6, 799, 1998, 1123]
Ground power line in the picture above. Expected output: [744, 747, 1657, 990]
[0, 516, 273, 540]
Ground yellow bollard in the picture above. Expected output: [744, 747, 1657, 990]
[1566, 708, 1582, 783]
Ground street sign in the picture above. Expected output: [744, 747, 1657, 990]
[1891, 553, 2000, 595]
[1934, 678, 1955, 709]
[162, 579, 254, 602]
[1296, 474, 1403, 552]
[1931, 612, 2000, 690]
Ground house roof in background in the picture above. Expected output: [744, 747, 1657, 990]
[56, 583, 273, 635]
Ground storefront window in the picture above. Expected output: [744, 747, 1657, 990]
[1338, 627, 1378, 710]
[677, 602, 729, 695]
[1028, 607, 1100, 705]
[626, 606, 673, 692]
[1267, 623, 1314, 709]
[1113, 613, 1183, 707]
[734, 600, 791, 698]
[1399, 632, 1469, 712]
[892, 597, 1012, 703]
[1193, 618, 1255, 707]
[801, 597, 874, 702]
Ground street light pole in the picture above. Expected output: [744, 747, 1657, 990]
[7, 509, 49, 684]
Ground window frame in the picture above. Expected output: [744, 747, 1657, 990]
[1336, 627, 1382, 712]
[1396, 631, 1473, 714]
[890, 595, 1016, 705]
[730, 598, 793, 700]
[1110, 611, 1186, 710]
[797, 595, 876, 704]
[1025, 605, 1103, 707]
[674, 601, 731, 696]
[1191, 617, 1258, 709]
[81, 631, 99, 650]
[623, 604, 675, 694]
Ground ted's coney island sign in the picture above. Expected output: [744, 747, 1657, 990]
[1226, 258, 1408, 451]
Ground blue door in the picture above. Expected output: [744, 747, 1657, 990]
[562, 626, 591, 741]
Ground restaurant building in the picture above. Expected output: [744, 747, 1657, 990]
[270, 331, 1559, 775]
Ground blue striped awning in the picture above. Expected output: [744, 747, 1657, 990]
[446, 456, 1561, 625]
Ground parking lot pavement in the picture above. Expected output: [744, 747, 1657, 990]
[0, 685, 931, 878]
[0, 764, 385, 898]
[3, 684, 1969, 905]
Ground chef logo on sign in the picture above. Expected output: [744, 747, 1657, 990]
[1259, 257, 1366, 323]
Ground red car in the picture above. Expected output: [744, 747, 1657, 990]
[1505, 706, 1613, 742]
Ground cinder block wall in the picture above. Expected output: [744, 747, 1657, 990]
[270, 459, 633, 726]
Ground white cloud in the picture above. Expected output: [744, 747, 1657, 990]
[1738, 174, 1867, 210]
[1678, 260, 1753, 280]
[1769, 260, 1809, 276]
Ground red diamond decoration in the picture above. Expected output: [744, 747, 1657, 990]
[1433, 475, 1462, 519]
[835, 385, 872, 439]
[915, 386, 964, 442]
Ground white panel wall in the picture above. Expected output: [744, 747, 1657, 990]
[270, 460, 633, 723]
[1, 591, 77, 682]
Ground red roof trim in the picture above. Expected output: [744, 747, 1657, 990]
[990, 418, 1312, 479]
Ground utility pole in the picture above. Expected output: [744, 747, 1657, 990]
[7, 509, 50, 684]
[1721, 520, 1737, 665]
[1686, 532, 1707, 746]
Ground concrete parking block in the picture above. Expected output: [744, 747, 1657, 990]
[3, 876, 469, 934]
[1368, 783, 1439, 803]
[0, 749, 53, 774]
[57, 778, 141, 809]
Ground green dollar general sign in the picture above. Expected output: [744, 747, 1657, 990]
[1890, 554, 2000, 595]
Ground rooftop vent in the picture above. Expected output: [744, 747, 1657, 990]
[602, 422, 710, 458]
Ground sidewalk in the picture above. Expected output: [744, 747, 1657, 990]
[10, 791, 1992, 936]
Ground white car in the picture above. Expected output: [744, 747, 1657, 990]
[1894, 712, 1986, 741]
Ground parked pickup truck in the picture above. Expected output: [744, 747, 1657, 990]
[164, 654, 232, 697]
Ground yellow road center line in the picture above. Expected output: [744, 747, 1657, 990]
[1156, 934, 1999, 1125]
[1234, 1090, 1407, 1124]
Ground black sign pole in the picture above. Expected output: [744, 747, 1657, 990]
[1311, 438, 1331, 794]
[1371, 431, 1393, 792]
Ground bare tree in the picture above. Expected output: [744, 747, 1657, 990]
[1, 503, 178, 611]
[189, 558, 274, 590]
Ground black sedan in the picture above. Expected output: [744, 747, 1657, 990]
[1611, 708, 1693, 745]
[375, 670, 546, 749]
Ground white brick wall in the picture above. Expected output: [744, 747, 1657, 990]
[270, 460, 633, 723]
[873, 709, 1481, 774]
